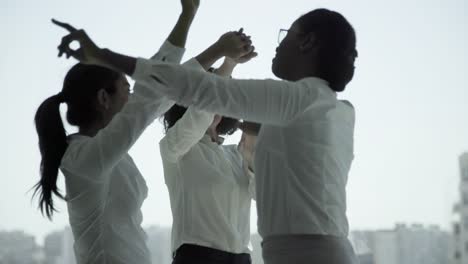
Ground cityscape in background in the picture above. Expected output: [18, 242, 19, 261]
[0, 225, 453, 264]
[2, 152, 467, 264]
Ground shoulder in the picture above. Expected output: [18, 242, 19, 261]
[339, 100, 354, 109]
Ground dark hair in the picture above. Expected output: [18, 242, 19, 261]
[298, 8, 357, 92]
[163, 104, 239, 136]
[33, 63, 120, 219]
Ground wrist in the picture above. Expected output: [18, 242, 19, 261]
[180, 10, 197, 20]
[209, 42, 227, 61]
[92, 48, 109, 66]
[223, 57, 238, 67]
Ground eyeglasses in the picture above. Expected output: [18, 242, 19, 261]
[277, 29, 303, 44]
[278, 29, 289, 44]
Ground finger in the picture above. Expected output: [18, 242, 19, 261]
[65, 46, 77, 59]
[239, 34, 252, 44]
[248, 52, 258, 59]
[243, 44, 253, 52]
[240, 35, 251, 42]
[58, 32, 82, 58]
[57, 42, 70, 58]
[51, 18, 78, 33]
[59, 34, 74, 52]
[59, 30, 86, 49]
[58, 45, 73, 59]
[236, 28, 244, 35]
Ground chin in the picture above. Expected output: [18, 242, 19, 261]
[271, 61, 285, 79]
[271, 59, 280, 77]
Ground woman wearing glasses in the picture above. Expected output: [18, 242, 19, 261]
[53, 8, 358, 264]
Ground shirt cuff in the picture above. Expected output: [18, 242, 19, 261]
[131, 58, 155, 84]
[152, 40, 186, 63]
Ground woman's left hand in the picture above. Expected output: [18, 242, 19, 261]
[52, 19, 103, 65]
[181, 0, 200, 15]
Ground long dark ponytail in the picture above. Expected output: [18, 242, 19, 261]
[33, 94, 67, 218]
[33, 63, 120, 219]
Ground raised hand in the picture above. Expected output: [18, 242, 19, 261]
[181, 0, 200, 15]
[52, 19, 102, 65]
[215, 28, 254, 60]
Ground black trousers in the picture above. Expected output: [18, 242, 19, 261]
[172, 244, 252, 264]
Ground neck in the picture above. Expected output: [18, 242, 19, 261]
[79, 121, 106, 137]
[283, 67, 318, 82]
[79, 127, 99, 137]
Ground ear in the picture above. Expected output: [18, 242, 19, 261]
[299, 32, 317, 54]
[96, 89, 110, 110]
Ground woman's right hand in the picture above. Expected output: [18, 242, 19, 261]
[52, 19, 103, 65]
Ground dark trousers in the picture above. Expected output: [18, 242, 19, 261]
[172, 244, 252, 264]
[262, 235, 358, 264]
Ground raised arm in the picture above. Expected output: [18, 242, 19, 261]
[130, 0, 201, 124]
[52, 21, 330, 127]
[131, 61, 329, 126]
[150, 0, 199, 62]
[159, 39, 254, 162]
[56, 2, 201, 178]
[167, 0, 199, 49]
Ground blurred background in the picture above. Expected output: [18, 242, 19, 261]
[1, 0, 467, 263]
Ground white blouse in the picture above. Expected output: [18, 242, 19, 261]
[131, 59, 355, 239]
[160, 87, 255, 253]
[60, 41, 184, 264]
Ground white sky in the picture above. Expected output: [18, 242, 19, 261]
[1, 0, 467, 243]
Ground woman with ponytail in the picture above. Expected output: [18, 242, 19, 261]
[54, 7, 359, 264]
[33, 1, 203, 263]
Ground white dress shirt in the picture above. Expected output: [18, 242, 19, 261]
[59, 41, 184, 264]
[160, 102, 255, 253]
[131, 59, 355, 239]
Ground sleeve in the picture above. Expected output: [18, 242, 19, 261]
[128, 40, 186, 115]
[63, 44, 186, 181]
[159, 58, 217, 162]
[159, 107, 214, 162]
[149, 40, 185, 63]
[131, 58, 329, 126]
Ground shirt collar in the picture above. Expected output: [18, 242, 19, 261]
[201, 134, 225, 145]
[302, 77, 337, 97]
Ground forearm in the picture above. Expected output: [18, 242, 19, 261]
[131, 59, 316, 126]
[97, 48, 138, 76]
[195, 42, 225, 71]
[214, 59, 237, 77]
[240, 121, 261, 136]
[160, 107, 214, 161]
[167, 11, 196, 48]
